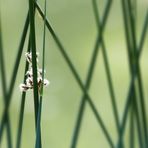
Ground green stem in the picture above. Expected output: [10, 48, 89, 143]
[35, 3, 114, 147]
[0, 14, 12, 148]
[16, 38, 31, 148]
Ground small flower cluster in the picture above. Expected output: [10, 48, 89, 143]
[19, 52, 49, 92]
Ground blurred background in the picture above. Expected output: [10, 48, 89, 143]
[0, 0, 148, 147]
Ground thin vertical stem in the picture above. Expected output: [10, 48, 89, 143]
[118, 8, 148, 147]
[127, 0, 148, 147]
[35, 0, 47, 147]
[28, 0, 42, 147]
[129, 102, 135, 148]
[35, 98, 43, 148]
[117, 0, 147, 147]
[28, 0, 39, 126]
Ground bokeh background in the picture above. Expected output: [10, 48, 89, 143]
[0, 0, 148, 147]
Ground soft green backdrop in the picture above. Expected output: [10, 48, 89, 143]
[0, 0, 148, 147]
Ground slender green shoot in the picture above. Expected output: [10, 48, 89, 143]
[35, 0, 47, 147]
[16, 38, 30, 148]
[35, 2, 114, 148]
[0, 14, 12, 148]
[71, 0, 114, 147]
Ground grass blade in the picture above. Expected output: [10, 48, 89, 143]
[92, 0, 122, 145]
[0, 11, 29, 145]
[28, 0, 39, 125]
[0, 13, 12, 148]
[28, 0, 42, 147]
[35, 0, 47, 147]
[127, 0, 147, 146]
[36, 3, 114, 147]
[71, 0, 113, 147]
[117, 1, 148, 147]
[16, 38, 30, 148]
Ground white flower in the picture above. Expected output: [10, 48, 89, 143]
[26, 69, 33, 77]
[19, 84, 29, 92]
[26, 77, 33, 88]
[19, 52, 50, 93]
[38, 68, 46, 75]
[25, 52, 32, 63]
[25, 52, 39, 63]
[43, 79, 50, 86]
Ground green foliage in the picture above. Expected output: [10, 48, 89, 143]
[0, 0, 147, 148]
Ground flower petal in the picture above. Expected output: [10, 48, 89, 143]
[26, 77, 33, 87]
[19, 84, 29, 92]
[43, 79, 50, 86]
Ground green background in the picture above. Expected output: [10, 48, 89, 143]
[0, 0, 148, 147]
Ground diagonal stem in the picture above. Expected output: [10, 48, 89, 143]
[71, 0, 114, 147]
[92, 0, 123, 146]
[0, 12, 29, 145]
[0, 15, 12, 148]
[127, 0, 148, 147]
[117, 1, 148, 147]
[16, 38, 30, 148]
[35, 3, 114, 148]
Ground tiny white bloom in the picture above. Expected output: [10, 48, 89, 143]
[19, 52, 49, 93]
[25, 52, 32, 63]
[19, 84, 29, 92]
[36, 52, 39, 57]
[26, 77, 33, 88]
[43, 79, 50, 86]
[38, 68, 46, 75]
[25, 52, 39, 63]
[26, 69, 33, 77]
